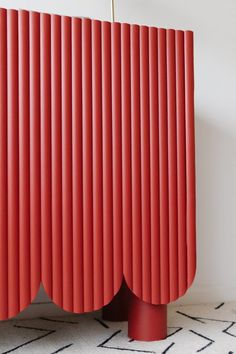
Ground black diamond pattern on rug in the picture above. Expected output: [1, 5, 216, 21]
[0, 302, 236, 353]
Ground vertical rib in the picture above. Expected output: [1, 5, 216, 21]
[111, 22, 123, 291]
[121, 23, 132, 287]
[51, 15, 62, 306]
[0, 8, 8, 320]
[29, 11, 41, 299]
[72, 17, 83, 312]
[102, 21, 114, 303]
[158, 29, 169, 303]
[51, 14, 62, 306]
[92, 20, 103, 309]
[130, 25, 142, 296]
[167, 29, 178, 300]
[130, 25, 142, 297]
[61, 15, 73, 311]
[149, 26, 160, 304]
[82, 18, 93, 311]
[40, 12, 52, 299]
[7, 9, 19, 318]
[18, 10, 30, 310]
[184, 31, 196, 286]
[140, 26, 151, 303]
[176, 30, 187, 295]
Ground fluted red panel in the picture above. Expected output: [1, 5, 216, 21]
[0, 8, 195, 319]
[125, 26, 195, 304]
[41, 16, 123, 314]
[0, 9, 41, 320]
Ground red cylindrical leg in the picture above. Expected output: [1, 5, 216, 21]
[128, 294, 167, 341]
[102, 280, 131, 321]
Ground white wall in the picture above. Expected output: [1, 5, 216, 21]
[1, 0, 236, 317]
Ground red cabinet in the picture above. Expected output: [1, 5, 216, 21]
[0, 8, 196, 341]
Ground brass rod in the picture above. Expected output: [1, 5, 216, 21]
[111, 0, 115, 22]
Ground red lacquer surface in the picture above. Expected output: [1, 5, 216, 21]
[0, 8, 195, 319]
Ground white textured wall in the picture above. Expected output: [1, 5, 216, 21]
[0, 0, 236, 317]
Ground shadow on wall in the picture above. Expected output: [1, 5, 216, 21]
[182, 115, 236, 304]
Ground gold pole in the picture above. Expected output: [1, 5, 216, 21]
[111, 0, 115, 22]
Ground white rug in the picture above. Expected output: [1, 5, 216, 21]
[0, 302, 236, 353]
